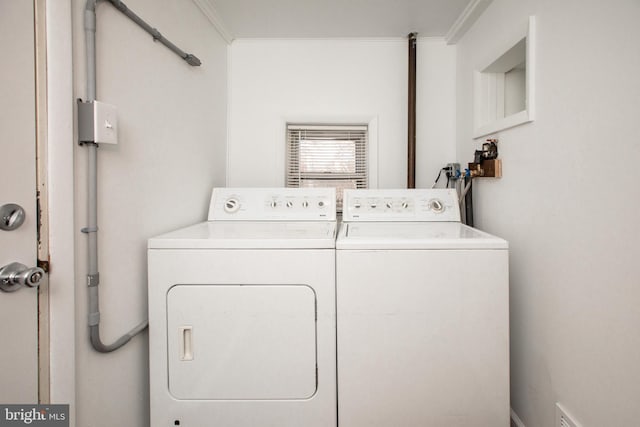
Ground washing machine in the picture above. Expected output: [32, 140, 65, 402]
[148, 187, 337, 427]
[336, 188, 509, 427]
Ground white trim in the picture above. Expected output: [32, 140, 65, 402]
[445, 0, 493, 45]
[191, 0, 234, 44]
[474, 110, 531, 139]
[46, 0, 76, 424]
[511, 408, 526, 427]
[526, 16, 536, 123]
[368, 117, 379, 189]
[35, 0, 50, 403]
[288, 124, 367, 131]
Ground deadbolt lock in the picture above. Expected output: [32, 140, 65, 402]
[0, 204, 26, 231]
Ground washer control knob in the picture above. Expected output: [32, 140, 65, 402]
[270, 200, 278, 208]
[302, 201, 309, 208]
[402, 201, 409, 209]
[385, 202, 393, 209]
[354, 203, 361, 209]
[318, 200, 325, 208]
[429, 199, 444, 213]
[224, 198, 240, 213]
[286, 201, 294, 208]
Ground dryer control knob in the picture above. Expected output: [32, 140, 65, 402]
[302, 201, 309, 208]
[286, 201, 294, 208]
[224, 198, 240, 213]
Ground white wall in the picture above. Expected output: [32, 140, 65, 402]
[455, 1, 640, 426]
[416, 39, 457, 188]
[71, 0, 227, 425]
[227, 38, 455, 189]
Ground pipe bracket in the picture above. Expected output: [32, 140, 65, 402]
[151, 28, 161, 41]
[87, 273, 100, 287]
[88, 311, 100, 326]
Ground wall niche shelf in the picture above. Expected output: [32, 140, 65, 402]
[473, 16, 535, 138]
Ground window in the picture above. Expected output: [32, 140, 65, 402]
[286, 124, 368, 210]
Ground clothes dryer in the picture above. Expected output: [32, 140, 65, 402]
[336, 189, 509, 427]
[148, 188, 337, 427]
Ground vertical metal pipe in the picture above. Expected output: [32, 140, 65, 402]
[85, 1, 97, 102]
[84, 0, 147, 353]
[464, 176, 474, 227]
[407, 32, 417, 188]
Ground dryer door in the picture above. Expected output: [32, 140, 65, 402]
[167, 284, 317, 400]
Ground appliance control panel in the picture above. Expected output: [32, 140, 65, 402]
[208, 187, 336, 221]
[342, 189, 461, 222]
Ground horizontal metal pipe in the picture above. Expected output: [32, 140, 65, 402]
[107, 0, 201, 66]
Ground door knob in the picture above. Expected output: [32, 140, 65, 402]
[0, 204, 26, 231]
[0, 262, 45, 292]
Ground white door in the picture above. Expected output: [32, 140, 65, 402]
[0, 0, 41, 402]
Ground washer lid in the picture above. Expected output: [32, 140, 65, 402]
[336, 222, 508, 250]
[149, 221, 337, 249]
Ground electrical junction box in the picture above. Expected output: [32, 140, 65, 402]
[77, 100, 118, 145]
[555, 403, 581, 427]
[446, 163, 461, 179]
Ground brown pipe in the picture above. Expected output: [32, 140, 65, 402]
[407, 32, 417, 188]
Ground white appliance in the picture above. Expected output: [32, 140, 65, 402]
[148, 188, 337, 427]
[336, 188, 509, 427]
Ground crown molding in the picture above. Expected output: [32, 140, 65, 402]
[445, 0, 493, 45]
[191, 0, 234, 44]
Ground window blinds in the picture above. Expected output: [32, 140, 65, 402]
[286, 124, 368, 209]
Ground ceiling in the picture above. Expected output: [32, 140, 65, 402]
[207, 0, 474, 39]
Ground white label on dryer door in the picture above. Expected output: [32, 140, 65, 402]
[167, 284, 317, 400]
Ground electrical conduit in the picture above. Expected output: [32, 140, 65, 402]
[83, 0, 147, 352]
